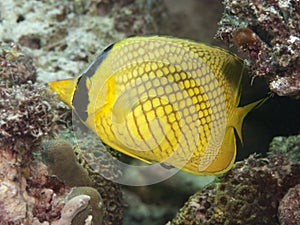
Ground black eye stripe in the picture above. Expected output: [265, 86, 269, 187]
[72, 43, 115, 121]
[73, 75, 89, 121]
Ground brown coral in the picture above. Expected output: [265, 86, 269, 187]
[42, 140, 93, 187]
[0, 41, 60, 151]
[0, 83, 58, 151]
[0, 41, 73, 224]
[0, 147, 70, 225]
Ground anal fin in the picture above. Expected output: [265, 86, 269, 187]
[202, 127, 237, 174]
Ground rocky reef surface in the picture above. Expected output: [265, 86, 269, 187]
[0, 41, 123, 224]
[167, 134, 300, 225]
[0, 0, 165, 83]
[0, 0, 299, 225]
[216, 0, 300, 98]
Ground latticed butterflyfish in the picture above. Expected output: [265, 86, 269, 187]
[49, 36, 264, 175]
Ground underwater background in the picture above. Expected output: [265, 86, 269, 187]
[0, 0, 299, 224]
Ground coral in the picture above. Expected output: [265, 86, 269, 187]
[42, 140, 93, 187]
[25, 159, 67, 224]
[216, 0, 300, 98]
[52, 195, 91, 225]
[42, 138, 124, 225]
[74, 134, 124, 225]
[28, 162, 103, 225]
[30, 187, 64, 223]
[67, 186, 104, 225]
[0, 52, 68, 225]
[0, 149, 36, 223]
[0, 41, 36, 87]
[167, 143, 300, 224]
[0, 46, 73, 224]
[0, 146, 68, 225]
[0, 0, 111, 82]
[268, 134, 300, 162]
[0, 43, 60, 151]
[74, 133, 122, 181]
[168, 155, 279, 224]
[0, 83, 58, 151]
[88, 172, 123, 225]
[0, 41, 66, 153]
[278, 184, 300, 225]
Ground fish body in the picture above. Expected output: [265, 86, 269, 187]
[49, 36, 263, 175]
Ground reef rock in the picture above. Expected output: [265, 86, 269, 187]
[278, 184, 300, 225]
[167, 135, 300, 225]
[216, 0, 300, 98]
[42, 138, 124, 225]
[0, 149, 35, 223]
[0, 41, 36, 87]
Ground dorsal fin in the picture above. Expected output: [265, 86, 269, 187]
[221, 52, 245, 106]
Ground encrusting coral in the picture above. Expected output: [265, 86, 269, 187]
[216, 0, 300, 98]
[167, 134, 300, 225]
[268, 135, 300, 162]
[42, 140, 93, 187]
[74, 134, 124, 225]
[42, 139, 124, 225]
[0, 42, 65, 224]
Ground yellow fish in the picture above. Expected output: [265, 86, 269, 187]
[49, 36, 263, 175]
